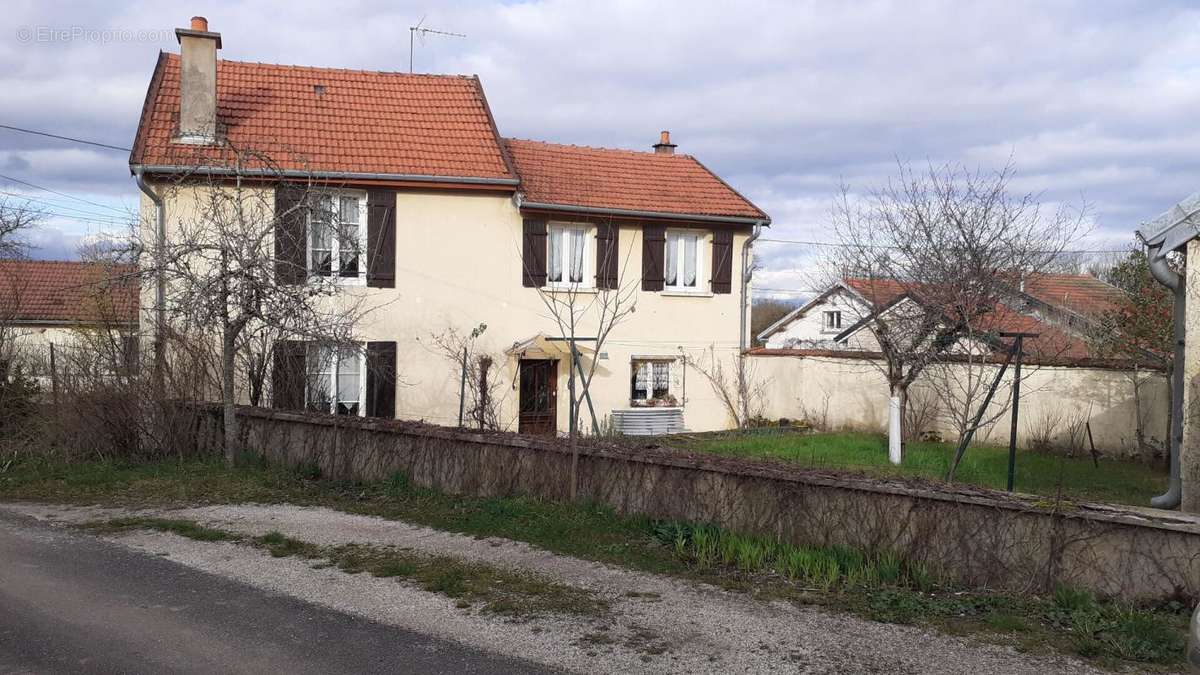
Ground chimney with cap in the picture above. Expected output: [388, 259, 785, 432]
[652, 130, 677, 155]
[174, 16, 222, 144]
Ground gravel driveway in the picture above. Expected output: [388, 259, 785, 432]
[6, 502, 1115, 675]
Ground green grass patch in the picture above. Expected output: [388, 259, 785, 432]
[85, 516, 237, 542]
[675, 430, 1166, 506]
[12, 457, 1187, 668]
[82, 517, 605, 619]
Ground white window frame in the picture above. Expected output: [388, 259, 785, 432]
[823, 310, 842, 331]
[545, 222, 594, 289]
[307, 190, 368, 285]
[630, 358, 676, 404]
[664, 229, 705, 292]
[306, 343, 366, 416]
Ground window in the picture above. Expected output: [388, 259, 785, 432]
[306, 344, 364, 415]
[823, 310, 842, 330]
[547, 224, 591, 287]
[665, 231, 701, 290]
[631, 359, 674, 404]
[308, 193, 365, 280]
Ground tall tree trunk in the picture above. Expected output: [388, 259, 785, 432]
[222, 328, 238, 468]
[888, 382, 904, 465]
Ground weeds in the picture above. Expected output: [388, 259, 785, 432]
[83, 517, 606, 619]
[21, 459, 1188, 669]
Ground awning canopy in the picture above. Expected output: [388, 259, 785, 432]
[505, 333, 596, 360]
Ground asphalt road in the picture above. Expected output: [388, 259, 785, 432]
[0, 510, 555, 674]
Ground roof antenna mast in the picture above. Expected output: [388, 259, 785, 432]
[409, 17, 466, 73]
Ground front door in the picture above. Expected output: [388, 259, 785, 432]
[518, 359, 557, 436]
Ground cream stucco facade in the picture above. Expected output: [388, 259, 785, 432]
[140, 183, 753, 434]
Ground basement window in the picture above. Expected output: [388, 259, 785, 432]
[306, 344, 364, 416]
[308, 192, 366, 282]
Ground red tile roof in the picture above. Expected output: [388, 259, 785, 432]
[837, 276, 1118, 363]
[131, 54, 516, 181]
[504, 138, 765, 220]
[1021, 274, 1124, 319]
[0, 261, 138, 325]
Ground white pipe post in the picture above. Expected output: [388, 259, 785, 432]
[888, 395, 902, 465]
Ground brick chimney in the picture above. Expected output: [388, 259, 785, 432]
[652, 130, 677, 155]
[174, 16, 222, 143]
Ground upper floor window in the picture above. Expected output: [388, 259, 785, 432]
[306, 343, 364, 416]
[309, 192, 366, 281]
[547, 223, 592, 288]
[665, 231, 702, 291]
[823, 310, 842, 330]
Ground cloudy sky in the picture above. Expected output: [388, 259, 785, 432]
[3, 0, 1200, 296]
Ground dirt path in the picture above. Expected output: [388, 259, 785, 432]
[6, 502, 1111, 675]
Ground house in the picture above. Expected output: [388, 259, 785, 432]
[0, 259, 139, 377]
[129, 17, 769, 434]
[758, 274, 1126, 361]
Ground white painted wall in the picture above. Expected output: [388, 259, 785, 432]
[762, 288, 869, 349]
[751, 353, 1167, 458]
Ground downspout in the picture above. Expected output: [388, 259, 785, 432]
[739, 221, 765, 351]
[134, 168, 166, 392]
[1147, 242, 1183, 509]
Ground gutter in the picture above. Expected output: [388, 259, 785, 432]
[740, 221, 766, 350]
[133, 168, 166, 388]
[131, 164, 520, 187]
[519, 200, 769, 226]
[1146, 242, 1184, 510]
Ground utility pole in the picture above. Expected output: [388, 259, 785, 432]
[408, 18, 466, 73]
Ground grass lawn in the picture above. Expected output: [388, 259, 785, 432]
[673, 431, 1167, 507]
[0, 456, 1189, 669]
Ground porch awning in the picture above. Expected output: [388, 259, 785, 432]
[505, 333, 595, 360]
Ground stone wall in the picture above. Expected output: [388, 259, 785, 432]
[186, 404, 1199, 602]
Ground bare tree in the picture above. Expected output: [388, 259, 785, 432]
[527, 219, 637, 499]
[423, 322, 508, 430]
[145, 153, 372, 465]
[831, 161, 1083, 464]
[685, 345, 768, 428]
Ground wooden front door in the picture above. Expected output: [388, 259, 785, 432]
[518, 359, 557, 436]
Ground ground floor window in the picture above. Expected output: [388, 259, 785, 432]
[306, 343, 364, 415]
[631, 358, 676, 406]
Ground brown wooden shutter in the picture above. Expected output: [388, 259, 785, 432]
[522, 218, 547, 287]
[366, 341, 397, 419]
[367, 190, 396, 288]
[711, 229, 734, 294]
[271, 340, 307, 410]
[595, 221, 619, 290]
[641, 224, 666, 291]
[274, 184, 308, 285]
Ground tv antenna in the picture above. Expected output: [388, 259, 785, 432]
[409, 17, 466, 73]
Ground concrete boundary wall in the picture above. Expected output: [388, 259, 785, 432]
[749, 352, 1168, 459]
[184, 404, 1199, 601]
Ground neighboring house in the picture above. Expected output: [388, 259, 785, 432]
[0, 259, 140, 377]
[129, 17, 769, 434]
[758, 274, 1126, 362]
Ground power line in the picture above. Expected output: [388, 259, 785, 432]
[0, 190, 133, 220]
[757, 237, 1131, 255]
[0, 123, 131, 152]
[0, 173, 130, 215]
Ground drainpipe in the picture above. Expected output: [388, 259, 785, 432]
[739, 221, 765, 352]
[1147, 242, 1183, 509]
[134, 168, 166, 392]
